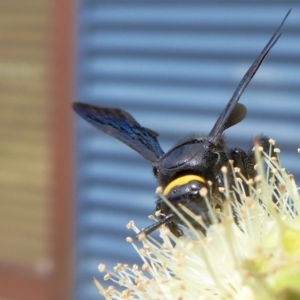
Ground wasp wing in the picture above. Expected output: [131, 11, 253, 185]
[73, 102, 164, 163]
[209, 10, 290, 142]
[224, 103, 247, 130]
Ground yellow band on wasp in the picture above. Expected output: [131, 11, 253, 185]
[163, 175, 206, 196]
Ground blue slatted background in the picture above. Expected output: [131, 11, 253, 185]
[75, 2, 300, 299]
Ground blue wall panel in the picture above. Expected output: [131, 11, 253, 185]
[75, 2, 300, 299]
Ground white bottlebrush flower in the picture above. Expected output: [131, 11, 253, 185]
[95, 142, 300, 300]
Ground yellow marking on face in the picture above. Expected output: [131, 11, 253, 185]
[163, 175, 206, 196]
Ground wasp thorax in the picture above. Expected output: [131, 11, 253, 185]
[155, 138, 224, 188]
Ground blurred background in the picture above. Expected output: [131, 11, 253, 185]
[0, 1, 299, 300]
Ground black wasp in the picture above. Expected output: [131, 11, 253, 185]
[73, 11, 290, 238]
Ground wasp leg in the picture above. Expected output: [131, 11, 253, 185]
[168, 221, 183, 237]
[229, 136, 279, 207]
[254, 135, 280, 207]
[229, 136, 277, 179]
[227, 144, 260, 227]
[229, 148, 256, 181]
[154, 199, 183, 238]
[215, 150, 234, 196]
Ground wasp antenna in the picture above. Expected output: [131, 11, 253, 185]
[209, 10, 291, 143]
[135, 214, 174, 239]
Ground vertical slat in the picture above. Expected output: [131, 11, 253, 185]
[0, 0, 75, 299]
[50, 0, 75, 299]
[0, 1, 52, 299]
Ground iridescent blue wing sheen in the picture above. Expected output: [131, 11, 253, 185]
[73, 102, 164, 163]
